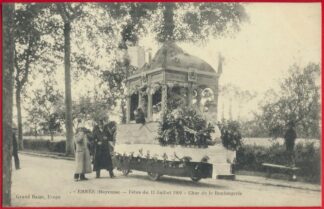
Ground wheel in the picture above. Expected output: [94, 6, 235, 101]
[121, 168, 130, 176]
[191, 176, 202, 182]
[147, 172, 161, 181]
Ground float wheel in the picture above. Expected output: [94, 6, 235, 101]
[190, 176, 202, 182]
[147, 172, 161, 181]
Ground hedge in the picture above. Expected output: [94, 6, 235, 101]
[23, 139, 66, 153]
[236, 142, 320, 183]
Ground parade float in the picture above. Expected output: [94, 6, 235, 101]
[113, 42, 236, 182]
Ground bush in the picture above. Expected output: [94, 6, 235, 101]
[236, 142, 320, 183]
[23, 139, 66, 153]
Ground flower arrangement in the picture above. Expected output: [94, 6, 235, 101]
[157, 107, 214, 147]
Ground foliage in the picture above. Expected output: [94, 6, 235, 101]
[72, 93, 112, 125]
[100, 3, 248, 44]
[100, 60, 137, 123]
[157, 107, 214, 147]
[239, 117, 269, 138]
[258, 63, 320, 138]
[236, 142, 320, 183]
[23, 139, 66, 153]
[25, 80, 64, 140]
[14, 3, 62, 149]
[154, 3, 248, 43]
[218, 119, 242, 151]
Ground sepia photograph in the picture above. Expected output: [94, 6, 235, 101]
[2, 2, 321, 207]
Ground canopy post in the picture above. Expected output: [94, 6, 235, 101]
[147, 91, 153, 121]
[161, 84, 168, 115]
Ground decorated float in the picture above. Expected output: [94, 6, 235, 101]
[113, 42, 236, 181]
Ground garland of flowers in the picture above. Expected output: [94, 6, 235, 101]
[115, 148, 209, 170]
[156, 107, 214, 147]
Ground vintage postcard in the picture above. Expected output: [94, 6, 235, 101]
[2, 2, 321, 207]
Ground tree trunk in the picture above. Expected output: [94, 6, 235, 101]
[162, 3, 175, 41]
[16, 88, 24, 149]
[2, 3, 15, 206]
[63, 22, 74, 156]
[50, 132, 54, 141]
[34, 124, 37, 139]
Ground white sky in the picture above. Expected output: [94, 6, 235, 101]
[20, 3, 321, 122]
[140, 3, 321, 120]
[142, 3, 321, 94]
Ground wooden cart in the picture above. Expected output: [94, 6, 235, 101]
[113, 154, 213, 182]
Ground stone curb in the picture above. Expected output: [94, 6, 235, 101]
[234, 177, 321, 192]
[20, 151, 74, 161]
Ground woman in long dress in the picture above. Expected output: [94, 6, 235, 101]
[74, 127, 92, 181]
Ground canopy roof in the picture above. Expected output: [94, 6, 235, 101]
[138, 41, 216, 74]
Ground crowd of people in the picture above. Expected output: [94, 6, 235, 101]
[73, 115, 117, 181]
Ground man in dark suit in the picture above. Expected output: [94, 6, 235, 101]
[12, 125, 20, 170]
[92, 116, 115, 178]
[284, 121, 297, 165]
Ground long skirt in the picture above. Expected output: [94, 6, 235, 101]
[75, 148, 92, 174]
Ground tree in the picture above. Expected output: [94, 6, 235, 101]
[25, 106, 42, 138]
[101, 3, 248, 44]
[56, 3, 83, 155]
[39, 113, 61, 141]
[259, 63, 320, 138]
[14, 4, 59, 149]
[2, 3, 15, 206]
[153, 3, 248, 43]
[26, 80, 64, 141]
[219, 84, 239, 120]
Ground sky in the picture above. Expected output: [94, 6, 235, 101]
[142, 3, 321, 94]
[20, 3, 321, 123]
[141, 3, 321, 119]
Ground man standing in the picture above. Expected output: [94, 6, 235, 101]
[12, 124, 20, 170]
[92, 116, 115, 178]
[284, 121, 297, 165]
